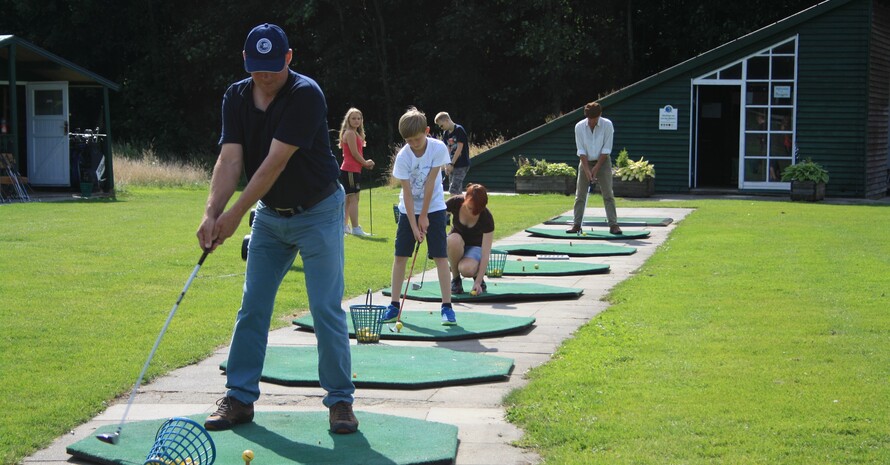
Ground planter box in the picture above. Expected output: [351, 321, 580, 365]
[790, 181, 825, 201]
[515, 175, 575, 195]
[609, 177, 654, 198]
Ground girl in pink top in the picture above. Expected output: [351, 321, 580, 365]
[338, 108, 375, 235]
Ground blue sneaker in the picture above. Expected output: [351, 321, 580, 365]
[441, 305, 456, 325]
[380, 304, 400, 323]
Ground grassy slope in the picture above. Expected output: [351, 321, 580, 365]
[0, 186, 570, 464]
[505, 201, 890, 464]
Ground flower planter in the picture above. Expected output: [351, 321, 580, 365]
[790, 181, 825, 201]
[611, 177, 654, 198]
[515, 175, 576, 195]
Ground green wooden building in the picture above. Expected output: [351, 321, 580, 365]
[1, 35, 119, 194]
[466, 0, 890, 198]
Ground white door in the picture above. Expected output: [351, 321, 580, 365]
[26, 82, 70, 186]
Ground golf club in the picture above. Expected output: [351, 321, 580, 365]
[573, 180, 595, 236]
[411, 246, 430, 291]
[388, 241, 421, 332]
[96, 250, 210, 445]
[368, 184, 373, 236]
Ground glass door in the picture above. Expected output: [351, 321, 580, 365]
[742, 39, 797, 188]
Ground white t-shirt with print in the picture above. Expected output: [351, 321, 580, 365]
[393, 137, 450, 215]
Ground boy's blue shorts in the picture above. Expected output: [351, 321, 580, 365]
[395, 209, 448, 258]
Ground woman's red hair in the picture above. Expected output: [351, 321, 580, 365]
[464, 183, 488, 215]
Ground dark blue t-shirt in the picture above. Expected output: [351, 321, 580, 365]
[443, 124, 470, 168]
[219, 70, 339, 209]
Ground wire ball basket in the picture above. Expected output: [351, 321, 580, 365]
[486, 249, 507, 278]
[143, 417, 216, 465]
[349, 290, 385, 343]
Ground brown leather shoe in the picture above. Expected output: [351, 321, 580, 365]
[565, 224, 582, 234]
[204, 396, 254, 431]
[609, 225, 623, 235]
[329, 401, 359, 434]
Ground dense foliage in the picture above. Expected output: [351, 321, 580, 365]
[514, 156, 577, 177]
[0, 0, 819, 167]
[781, 158, 830, 183]
[613, 148, 655, 181]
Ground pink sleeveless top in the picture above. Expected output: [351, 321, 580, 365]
[340, 133, 365, 173]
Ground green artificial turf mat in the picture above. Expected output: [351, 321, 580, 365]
[69, 411, 458, 465]
[544, 215, 673, 226]
[293, 311, 535, 341]
[498, 243, 636, 257]
[382, 279, 583, 302]
[525, 226, 650, 240]
[501, 260, 609, 276]
[220, 345, 514, 389]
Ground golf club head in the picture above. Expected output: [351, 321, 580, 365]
[411, 283, 422, 290]
[96, 431, 120, 445]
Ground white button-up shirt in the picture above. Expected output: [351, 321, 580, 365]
[574, 116, 614, 161]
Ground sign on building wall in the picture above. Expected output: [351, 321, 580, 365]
[659, 105, 678, 130]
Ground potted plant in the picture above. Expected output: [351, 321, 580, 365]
[781, 158, 828, 201]
[514, 156, 577, 195]
[610, 148, 655, 197]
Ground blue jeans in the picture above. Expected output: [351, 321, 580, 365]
[226, 186, 354, 407]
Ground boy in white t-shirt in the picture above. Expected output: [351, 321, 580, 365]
[381, 107, 456, 325]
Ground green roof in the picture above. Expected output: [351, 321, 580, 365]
[472, 0, 853, 166]
[0, 35, 119, 90]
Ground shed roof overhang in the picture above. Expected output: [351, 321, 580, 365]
[0, 35, 119, 90]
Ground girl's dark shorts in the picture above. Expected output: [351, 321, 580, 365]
[339, 170, 362, 194]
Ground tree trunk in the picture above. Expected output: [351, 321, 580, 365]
[626, 1, 634, 79]
[366, 0, 395, 142]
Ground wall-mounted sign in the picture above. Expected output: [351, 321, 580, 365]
[659, 105, 678, 130]
[774, 86, 791, 99]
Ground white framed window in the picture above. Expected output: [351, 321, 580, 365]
[692, 36, 798, 189]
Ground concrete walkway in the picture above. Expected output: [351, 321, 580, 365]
[25, 206, 692, 465]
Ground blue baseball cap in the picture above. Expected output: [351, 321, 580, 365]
[243, 23, 289, 73]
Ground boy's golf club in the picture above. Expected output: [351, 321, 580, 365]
[388, 241, 421, 332]
[411, 247, 430, 291]
[96, 250, 210, 445]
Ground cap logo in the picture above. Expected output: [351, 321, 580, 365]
[256, 38, 273, 55]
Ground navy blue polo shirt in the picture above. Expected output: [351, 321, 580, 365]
[219, 69, 339, 209]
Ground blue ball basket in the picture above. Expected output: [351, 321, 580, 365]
[350, 289, 385, 343]
[143, 417, 216, 465]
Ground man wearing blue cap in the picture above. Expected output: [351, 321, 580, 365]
[197, 23, 358, 434]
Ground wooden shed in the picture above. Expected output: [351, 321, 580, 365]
[466, 0, 890, 198]
[1, 35, 119, 197]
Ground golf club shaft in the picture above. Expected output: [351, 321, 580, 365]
[416, 248, 429, 289]
[113, 250, 209, 436]
[396, 241, 421, 323]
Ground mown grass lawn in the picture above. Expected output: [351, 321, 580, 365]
[0, 186, 570, 465]
[505, 200, 890, 464]
[3, 188, 888, 465]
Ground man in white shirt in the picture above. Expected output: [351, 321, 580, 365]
[567, 102, 622, 235]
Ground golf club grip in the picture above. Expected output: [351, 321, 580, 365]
[198, 249, 210, 265]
